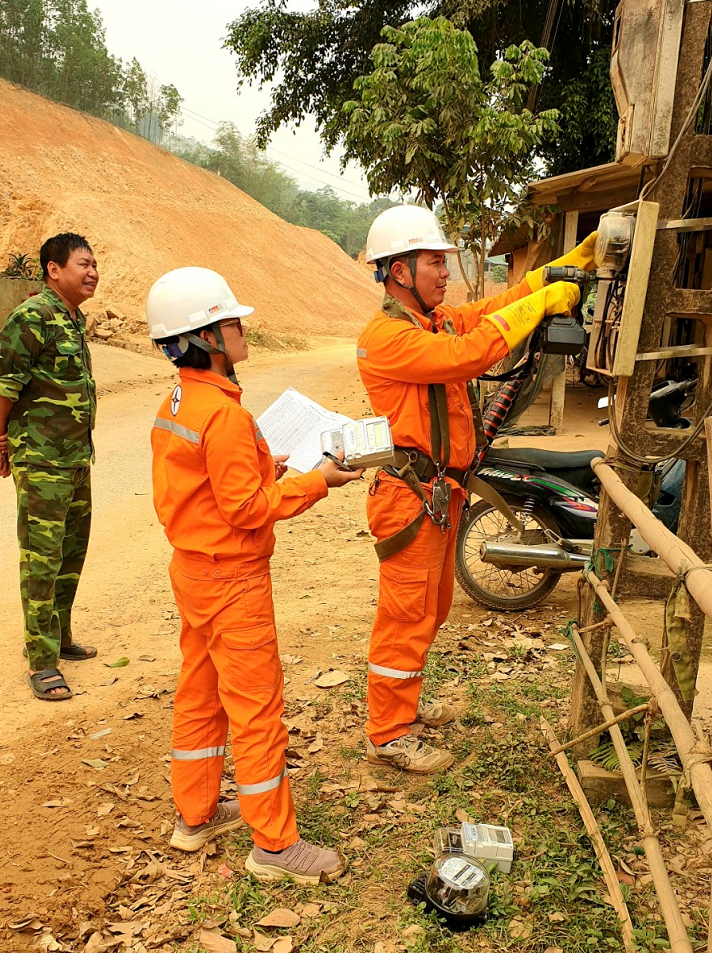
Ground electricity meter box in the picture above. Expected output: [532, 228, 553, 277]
[610, 0, 684, 165]
[434, 823, 514, 874]
[588, 200, 659, 378]
[320, 416, 394, 470]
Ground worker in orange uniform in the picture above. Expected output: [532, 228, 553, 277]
[148, 267, 364, 882]
[358, 205, 597, 773]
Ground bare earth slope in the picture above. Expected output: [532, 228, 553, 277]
[0, 79, 380, 336]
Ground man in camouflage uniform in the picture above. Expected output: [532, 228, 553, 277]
[0, 233, 99, 701]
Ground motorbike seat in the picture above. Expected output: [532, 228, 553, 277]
[482, 447, 605, 495]
[484, 447, 605, 472]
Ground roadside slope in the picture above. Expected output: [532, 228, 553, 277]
[0, 79, 380, 336]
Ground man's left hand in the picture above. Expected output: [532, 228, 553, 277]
[0, 433, 9, 479]
[274, 454, 289, 480]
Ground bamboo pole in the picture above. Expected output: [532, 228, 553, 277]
[547, 704, 651, 759]
[592, 458, 712, 618]
[569, 623, 693, 952]
[541, 717, 635, 952]
[585, 569, 712, 838]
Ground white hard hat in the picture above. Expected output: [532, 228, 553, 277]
[365, 205, 458, 263]
[147, 266, 254, 340]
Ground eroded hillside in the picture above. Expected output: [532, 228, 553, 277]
[0, 79, 380, 336]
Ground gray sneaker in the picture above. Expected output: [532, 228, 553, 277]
[367, 734, 454, 773]
[416, 698, 456, 727]
[170, 800, 243, 852]
[245, 839, 346, 885]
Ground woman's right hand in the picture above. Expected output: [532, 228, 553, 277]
[318, 455, 365, 488]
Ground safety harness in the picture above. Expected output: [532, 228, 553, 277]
[372, 296, 523, 562]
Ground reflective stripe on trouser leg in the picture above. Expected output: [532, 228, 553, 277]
[366, 480, 463, 746]
[173, 567, 299, 851]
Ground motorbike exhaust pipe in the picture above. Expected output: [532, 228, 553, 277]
[480, 541, 591, 569]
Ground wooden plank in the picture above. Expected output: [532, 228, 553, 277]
[635, 344, 712, 361]
[612, 200, 660, 376]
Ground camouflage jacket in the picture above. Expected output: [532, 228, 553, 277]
[0, 285, 96, 467]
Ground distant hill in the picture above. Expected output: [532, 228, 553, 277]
[0, 79, 380, 337]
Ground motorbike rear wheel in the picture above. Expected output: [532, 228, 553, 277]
[455, 496, 563, 612]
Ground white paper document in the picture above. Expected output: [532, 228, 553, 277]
[257, 387, 353, 474]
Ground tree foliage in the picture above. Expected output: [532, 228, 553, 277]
[343, 18, 559, 295]
[224, 0, 618, 176]
[0, 0, 182, 143]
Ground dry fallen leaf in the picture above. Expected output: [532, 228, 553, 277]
[314, 670, 350, 688]
[7, 915, 41, 931]
[307, 736, 324, 755]
[548, 912, 565, 923]
[253, 932, 276, 952]
[82, 758, 109, 770]
[256, 909, 301, 929]
[272, 935, 294, 953]
[97, 802, 115, 817]
[199, 929, 237, 953]
[299, 903, 321, 918]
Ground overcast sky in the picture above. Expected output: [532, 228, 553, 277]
[93, 0, 376, 203]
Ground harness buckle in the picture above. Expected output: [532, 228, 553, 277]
[430, 476, 452, 533]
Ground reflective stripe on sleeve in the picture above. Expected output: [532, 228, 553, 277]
[172, 745, 226, 761]
[252, 417, 264, 441]
[368, 661, 423, 679]
[236, 766, 288, 796]
[154, 417, 200, 444]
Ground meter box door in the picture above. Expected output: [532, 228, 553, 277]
[588, 200, 659, 377]
[610, 0, 684, 165]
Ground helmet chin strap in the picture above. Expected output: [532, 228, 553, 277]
[384, 251, 432, 318]
[183, 325, 239, 384]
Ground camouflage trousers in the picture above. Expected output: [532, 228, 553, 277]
[11, 464, 92, 671]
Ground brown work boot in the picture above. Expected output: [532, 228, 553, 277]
[366, 734, 454, 774]
[170, 800, 243, 852]
[416, 698, 456, 727]
[245, 839, 346, 885]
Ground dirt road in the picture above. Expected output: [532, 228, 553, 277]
[0, 338, 382, 948]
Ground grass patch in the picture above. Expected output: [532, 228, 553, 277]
[176, 620, 707, 952]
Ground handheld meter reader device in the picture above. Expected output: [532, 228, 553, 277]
[321, 416, 394, 470]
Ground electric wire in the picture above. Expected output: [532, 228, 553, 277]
[178, 104, 372, 201]
[607, 378, 712, 466]
[639, 54, 712, 202]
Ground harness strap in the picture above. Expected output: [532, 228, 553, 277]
[466, 474, 524, 533]
[374, 461, 430, 562]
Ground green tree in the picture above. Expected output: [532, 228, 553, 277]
[343, 18, 559, 296]
[158, 83, 183, 144]
[123, 56, 149, 133]
[223, 0, 617, 175]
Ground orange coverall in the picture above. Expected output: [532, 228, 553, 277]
[151, 368, 328, 850]
[357, 281, 531, 745]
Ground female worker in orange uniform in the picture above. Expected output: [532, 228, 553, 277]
[148, 267, 363, 883]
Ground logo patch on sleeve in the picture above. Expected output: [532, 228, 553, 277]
[170, 384, 183, 416]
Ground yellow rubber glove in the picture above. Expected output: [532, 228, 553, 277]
[483, 281, 581, 352]
[526, 232, 598, 292]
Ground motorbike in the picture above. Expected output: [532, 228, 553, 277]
[453, 271, 696, 612]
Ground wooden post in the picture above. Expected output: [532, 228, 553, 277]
[549, 211, 580, 432]
[571, 2, 712, 744]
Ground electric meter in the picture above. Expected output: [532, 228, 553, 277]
[434, 823, 514, 873]
[425, 854, 490, 919]
[320, 416, 394, 469]
[594, 212, 636, 273]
